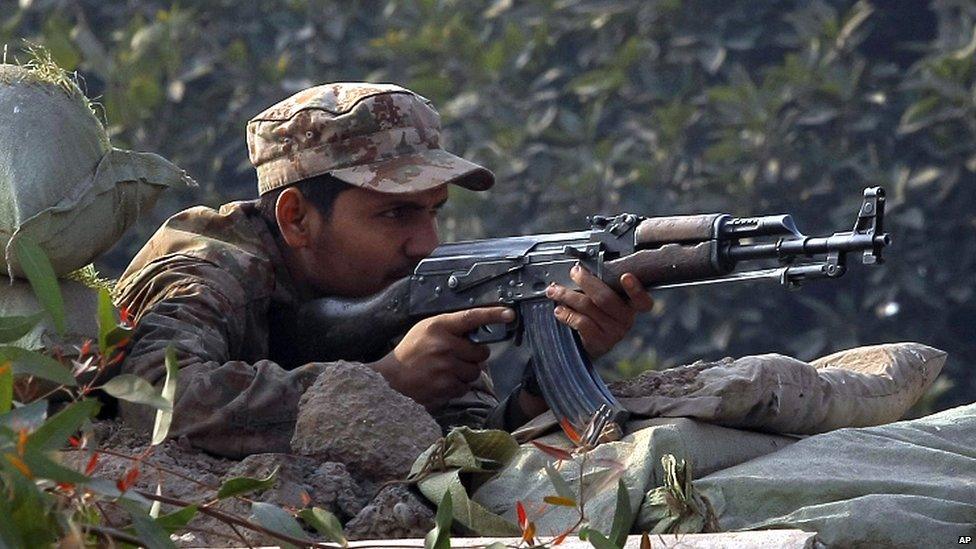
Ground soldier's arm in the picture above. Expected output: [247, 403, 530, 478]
[117, 263, 326, 458]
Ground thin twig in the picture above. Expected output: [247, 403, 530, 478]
[177, 523, 254, 545]
[95, 500, 119, 528]
[81, 523, 143, 545]
[66, 446, 220, 493]
[135, 489, 340, 549]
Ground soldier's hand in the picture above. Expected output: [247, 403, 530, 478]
[370, 306, 515, 411]
[545, 265, 654, 359]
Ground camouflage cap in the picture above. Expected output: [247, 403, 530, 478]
[246, 82, 494, 195]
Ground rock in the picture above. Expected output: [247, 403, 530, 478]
[290, 362, 443, 482]
[345, 485, 435, 540]
[308, 461, 368, 520]
[223, 453, 365, 519]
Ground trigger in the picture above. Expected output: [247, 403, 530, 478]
[469, 320, 518, 344]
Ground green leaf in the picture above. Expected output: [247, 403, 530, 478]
[26, 399, 99, 452]
[0, 494, 26, 547]
[0, 346, 76, 387]
[609, 479, 633, 548]
[0, 362, 11, 413]
[155, 505, 198, 534]
[86, 478, 152, 507]
[0, 400, 47, 431]
[425, 491, 452, 549]
[104, 325, 133, 349]
[13, 237, 64, 335]
[0, 313, 44, 344]
[100, 374, 173, 411]
[299, 507, 347, 546]
[544, 462, 576, 501]
[121, 500, 177, 549]
[21, 448, 89, 484]
[96, 288, 118, 353]
[249, 502, 308, 549]
[580, 527, 619, 549]
[151, 346, 179, 445]
[216, 466, 279, 499]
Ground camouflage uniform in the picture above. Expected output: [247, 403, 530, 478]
[115, 84, 508, 458]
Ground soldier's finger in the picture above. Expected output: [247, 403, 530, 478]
[570, 264, 633, 320]
[546, 283, 622, 334]
[620, 273, 655, 312]
[554, 306, 610, 355]
[430, 373, 468, 399]
[439, 307, 517, 335]
[450, 336, 492, 363]
[554, 304, 602, 338]
[453, 359, 483, 384]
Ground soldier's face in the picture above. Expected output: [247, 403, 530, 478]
[304, 184, 448, 297]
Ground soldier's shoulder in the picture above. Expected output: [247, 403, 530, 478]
[116, 200, 277, 303]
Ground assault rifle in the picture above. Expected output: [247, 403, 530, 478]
[289, 187, 890, 439]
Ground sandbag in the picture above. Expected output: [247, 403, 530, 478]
[470, 417, 796, 535]
[0, 277, 98, 351]
[0, 61, 193, 276]
[612, 343, 946, 435]
[655, 403, 976, 546]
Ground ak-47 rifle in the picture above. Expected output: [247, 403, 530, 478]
[288, 187, 890, 441]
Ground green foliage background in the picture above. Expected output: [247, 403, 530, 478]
[3, 0, 974, 411]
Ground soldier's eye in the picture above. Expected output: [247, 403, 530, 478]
[380, 207, 407, 219]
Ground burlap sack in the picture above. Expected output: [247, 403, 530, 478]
[612, 342, 946, 435]
[0, 278, 98, 352]
[472, 418, 796, 536]
[670, 403, 976, 547]
[0, 62, 193, 276]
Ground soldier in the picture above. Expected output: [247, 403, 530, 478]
[114, 83, 653, 458]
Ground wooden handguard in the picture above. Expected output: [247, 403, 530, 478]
[603, 241, 731, 291]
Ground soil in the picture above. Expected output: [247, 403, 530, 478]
[62, 419, 435, 546]
[607, 358, 734, 398]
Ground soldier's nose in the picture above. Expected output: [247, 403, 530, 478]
[404, 224, 439, 259]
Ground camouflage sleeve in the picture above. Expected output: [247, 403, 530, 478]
[118, 264, 326, 459]
[431, 371, 499, 432]
[433, 370, 540, 432]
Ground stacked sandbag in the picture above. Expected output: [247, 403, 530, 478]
[659, 403, 976, 546]
[0, 61, 193, 277]
[610, 343, 946, 435]
[0, 58, 193, 353]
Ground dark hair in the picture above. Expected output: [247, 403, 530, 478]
[259, 172, 353, 237]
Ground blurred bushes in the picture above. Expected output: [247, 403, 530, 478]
[3, 0, 974, 410]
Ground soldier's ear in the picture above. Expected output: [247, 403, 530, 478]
[276, 187, 312, 248]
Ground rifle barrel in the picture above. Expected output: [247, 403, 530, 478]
[726, 233, 891, 262]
